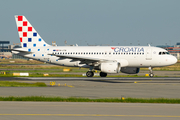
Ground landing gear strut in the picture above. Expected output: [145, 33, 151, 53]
[86, 71, 94, 77]
[100, 72, 107, 77]
[149, 67, 154, 77]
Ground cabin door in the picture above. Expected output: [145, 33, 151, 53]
[146, 49, 152, 60]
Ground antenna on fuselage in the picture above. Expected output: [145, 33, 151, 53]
[148, 44, 151, 47]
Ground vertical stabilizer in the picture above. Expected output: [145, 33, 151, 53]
[15, 15, 50, 48]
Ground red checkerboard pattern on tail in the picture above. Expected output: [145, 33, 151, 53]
[15, 15, 50, 48]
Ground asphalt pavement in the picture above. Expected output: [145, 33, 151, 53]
[0, 102, 179, 120]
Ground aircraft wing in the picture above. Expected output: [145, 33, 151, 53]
[49, 54, 108, 64]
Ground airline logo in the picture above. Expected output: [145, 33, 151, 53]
[112, 47, 144, 52]
[15, 15, 49, 48]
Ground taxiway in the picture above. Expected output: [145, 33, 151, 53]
[0, 77, 180, 98]
[0, 102, 179, 120]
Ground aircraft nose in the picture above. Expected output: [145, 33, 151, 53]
[169, 56, 177, 65]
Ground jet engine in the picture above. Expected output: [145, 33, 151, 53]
[120, 67, 140, 74]
[100, 62, 121, 74]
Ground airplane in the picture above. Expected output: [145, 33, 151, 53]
[12, 15, 177, 77]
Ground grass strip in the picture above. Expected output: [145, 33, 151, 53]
[0, 81, 47, 87]
[0, 96, 179, 103]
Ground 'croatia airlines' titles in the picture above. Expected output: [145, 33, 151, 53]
[113, 47, 144, 53]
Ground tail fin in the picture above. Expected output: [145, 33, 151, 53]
[15, 15, 50, 48]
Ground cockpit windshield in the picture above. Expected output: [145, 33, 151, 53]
[159, 52, 170, 55]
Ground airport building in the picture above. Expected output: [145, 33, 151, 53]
[0, 41, 27, 59]
[0, 41, 12, 59]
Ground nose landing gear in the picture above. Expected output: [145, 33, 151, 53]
[149, 67, 154, 77]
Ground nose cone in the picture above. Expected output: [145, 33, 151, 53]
[169, 56, 177, 65]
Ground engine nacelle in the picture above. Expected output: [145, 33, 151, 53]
[100, 62, 121, 74]
[121, 67, 140, 74]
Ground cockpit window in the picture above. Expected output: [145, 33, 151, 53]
[159, 52, 170, 55]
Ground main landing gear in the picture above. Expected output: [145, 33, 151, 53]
[86, 71, 94, 77]
[100, 72, 107, 77]
[149, 67, 154, 77]
[86, 71, 107, 77]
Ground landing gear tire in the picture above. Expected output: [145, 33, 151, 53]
[149, 73, 154, 77]
[86, 71, 94, 77]
[148, 67, 154, 77]
[100, 72, 107, 77]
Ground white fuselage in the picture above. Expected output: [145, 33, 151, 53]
[12, 46, 177, 68]
[13, 15, 178, 77]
